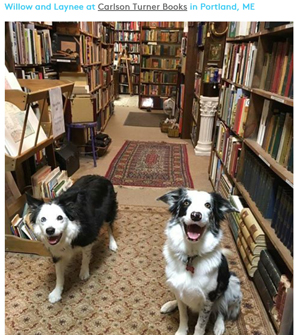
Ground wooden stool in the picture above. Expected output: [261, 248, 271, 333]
[66, 122, 98, 167]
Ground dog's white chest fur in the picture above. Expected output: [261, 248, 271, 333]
[163, 243, 221, 312]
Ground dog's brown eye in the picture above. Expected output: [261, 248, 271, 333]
[205, 203, 211, 209]
[57, 215, 63, 221]
[41, 217, 46, 222]
[183, 201, 190, 207]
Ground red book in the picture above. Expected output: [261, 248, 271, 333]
[284, 53, 293, 97]
[270, 42, 284, 93]
[233, 97, 246, 133]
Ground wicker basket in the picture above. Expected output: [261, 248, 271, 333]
[160, 121, 172, 133]
[168, 128, 180, 138]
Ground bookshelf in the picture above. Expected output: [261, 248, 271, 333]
[114, 22, 140, 95]
[5, 79, 74, 256]
[54, 21, 115, 131]
[209, 22, 293, 334]
[139, 22, 183, 109]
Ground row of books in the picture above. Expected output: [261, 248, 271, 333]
[141, 30, 183, 43]
[141, 57, 180, 69]
[228, 22, 260, 38]
[140, 84, 176, 97]
[209, 153, 223, 191]
[80, 35, 100, 65]
[102, 66, 113, 86]
[238, 149, 279, 219]
[142, 22, 184, 28]
[102, 83, 114, 107]
[227, 195, 244, 240]
[219, 84, 250, 137]
[119, 64, 140, 75]
[101, 47, 114, 65]
[8, 22, 52, 65]
[140, 71, 178, 84]
[15, 65, 58, 80]
[115, 22, 140, 31]
[80, 22, 104, 37]
[120, 85, 139, 94]
[222, 42, 258, 88]
[271, 183, 293, 253]
[259, 39, 293, 98]
[253, 251, 292, 329]
[31, 166, 72, 199]
[114, 32, 140, 42]
[196, 22, 207, 46]
[100, 25, 114, 44]
[218, 174, 234, 200]
[141, 44, 181, 57]
[257, 99, 293, 169]
[114, 43, 140, 53]
[203, 67, 222, 83]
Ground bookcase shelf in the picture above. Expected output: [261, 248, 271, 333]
[209, 21, 293, 334]
[235, 181, 293, 273]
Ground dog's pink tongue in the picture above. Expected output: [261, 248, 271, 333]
[48, 235, 61, 245]
[187, 225, 204, 240]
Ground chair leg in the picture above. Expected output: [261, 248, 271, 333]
[90, 126, 97, 167]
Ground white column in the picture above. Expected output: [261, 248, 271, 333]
[194, 96, 218, 156]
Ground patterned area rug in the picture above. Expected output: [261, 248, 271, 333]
[5, 206, 275, 335]
[105, 141, 194, 188]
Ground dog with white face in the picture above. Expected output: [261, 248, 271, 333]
[158, 188, 242, 335]
[26, 175, 118, 304]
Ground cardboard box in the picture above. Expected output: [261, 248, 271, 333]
[71, 96, 96, 122]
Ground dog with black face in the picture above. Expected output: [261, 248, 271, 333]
[26, 175, 118, 304]
[158, 188, 242, 335]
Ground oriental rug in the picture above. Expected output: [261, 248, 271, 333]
[105, 140, 194, 188]
[5, 205, 275, 335]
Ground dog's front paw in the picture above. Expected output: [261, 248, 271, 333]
[48, 289, 62, 303]
[213, 321, 225, 335]
[79, 269, 90, 280]
[175, 329, 188, 335]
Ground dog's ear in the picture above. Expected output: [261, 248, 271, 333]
[210, 192, 239, 221]
[26, 192, 44, 210]
[157, 188, 185, 206]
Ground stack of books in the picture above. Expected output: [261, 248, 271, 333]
[259, 39, 293, 98]
[10, 207, 36, 241]
[31, 166, 72, 199]
[219, 84, 250, 137]
[253, 250, 291, 330]
[237, 208, 267, 276]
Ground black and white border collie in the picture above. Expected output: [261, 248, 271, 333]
[26, 175, 118, 304]
[158, 188, 242, 335]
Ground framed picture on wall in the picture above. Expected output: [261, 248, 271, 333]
[208, 42, 222, 62]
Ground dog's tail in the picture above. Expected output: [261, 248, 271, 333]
[221, 248, 235, 259]
[160, 300, 178, 314]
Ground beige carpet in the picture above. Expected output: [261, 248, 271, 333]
[5, 205, 275, 335]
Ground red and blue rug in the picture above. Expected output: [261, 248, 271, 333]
[105, 140, 194, 188]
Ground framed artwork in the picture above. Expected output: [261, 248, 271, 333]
[208, 43, 222, 62]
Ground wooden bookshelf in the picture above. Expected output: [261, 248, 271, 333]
[114, 22, 140, 95]
[209, 21, 293, 334]
[139, 22, 183, 110]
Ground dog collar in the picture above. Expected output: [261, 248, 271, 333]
[185, 255, 198, 274]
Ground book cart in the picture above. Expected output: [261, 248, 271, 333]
[5, 79, 74, 257]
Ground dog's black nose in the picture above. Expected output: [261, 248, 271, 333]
[191, 212, 202, 221]
[46, 227, 55, 236]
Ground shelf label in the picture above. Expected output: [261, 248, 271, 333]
[56, 59, 71, 63]
[259, 154, 270, 167]
[285, 179, 293, 188]
[271, 95, 285, 104]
